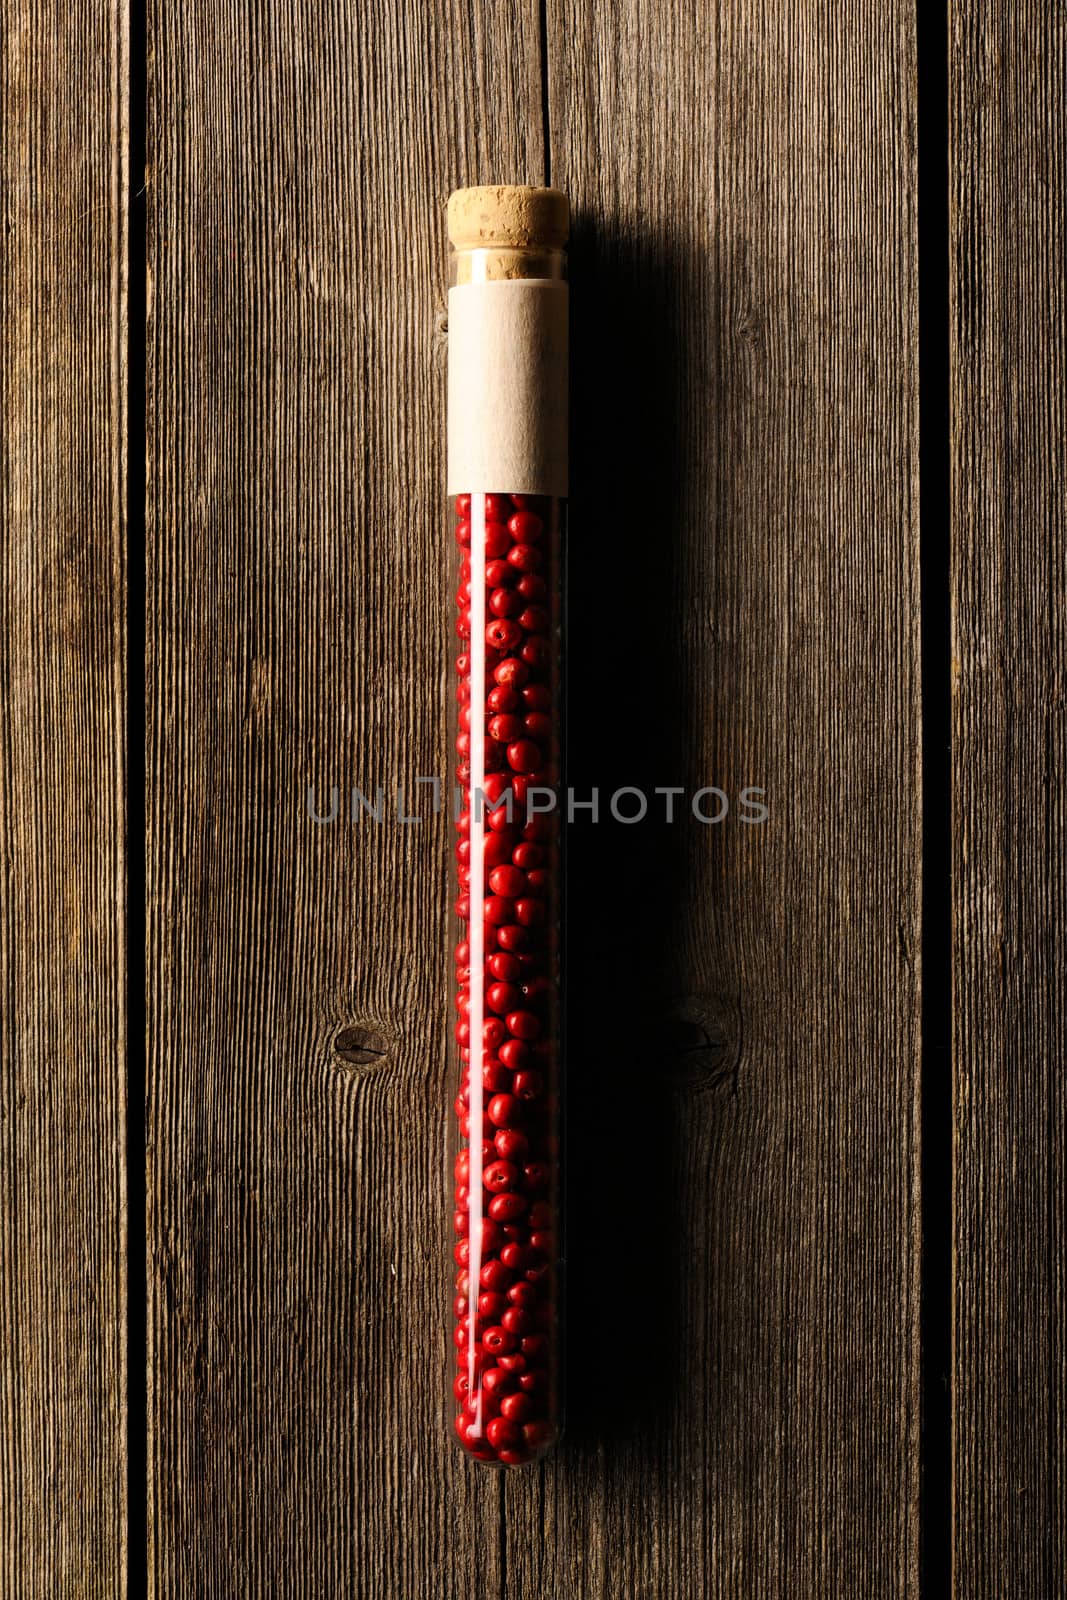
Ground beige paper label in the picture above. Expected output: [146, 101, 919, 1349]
[447, 281, 568, 497]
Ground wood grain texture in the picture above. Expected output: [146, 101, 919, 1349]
[0, 0, 128, 1592]
[146, 0, 927, 1593]
[950, 6, 1066, 1594]
[503, 4, 924, 1596]
[144, 1, 542, 1592]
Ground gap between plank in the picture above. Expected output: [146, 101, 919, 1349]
[126, 0, 149, 1586]
[916, 0, 954, 1593]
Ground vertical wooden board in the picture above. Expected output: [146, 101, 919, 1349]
[145, 2, 542, 1592]
[512, 4, 923, 1596]
[950, 7, 1066, 1595]
[0, 0, 128, 1593]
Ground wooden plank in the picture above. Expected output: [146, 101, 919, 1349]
[950, 6, 1066, 1594]
[144, 2, 544, 1591]
[506, 4, 924, 1595]
[0, 0, 128, 1591]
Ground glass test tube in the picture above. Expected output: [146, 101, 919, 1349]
[446, 185, 568, 1465]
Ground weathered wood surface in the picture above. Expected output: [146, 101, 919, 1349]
[0, 0, 1043, 1594]
[0, 0, 128, 1593]
[950, 6, 1066, 1595]
[512, 3, 924, 1596]
[145, 0, 924, 1594]
[144, 2, 543, 1594]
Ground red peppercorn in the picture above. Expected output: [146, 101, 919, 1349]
[498, 1038, 530, 1070]
[474, 1218, 505, 1254]
[521, 636, 550, 669]
[483, 896, 513, 927]
[511, 842, 543, 869]
[489, 865, 526, 899]
[494, 657, 529, 688]
[487, 951, 521, 982]
[482, 1059, 509, 1093]
[489, 1192, 528, 1222]
[479, 1259, 511, 1293]
[502, 1307, 532, 1337]
[487, 1093, 521, 1128]
[486, 981, 522, 1015]
[484, 522, 511, 557]
[505, 1010, 541, 1041]
[482, 1325, 516, 1357]
[484, 1159, 519, 1193]
[488, 714, 524, 745]
[507, 543, 542, 572]
[487, 619, 523, 652]
[508, 511, 543, 542]
[486, 685, 520, 715]
[500, 1391, 535, 1423]
[513, 1070, 544, 1100]
[507, 740, 543, 773]
[489, 587, 522, 619]
[494, 1128, 529, 1161]
[483, 832, 514, 866]
[450, 488, 560, 1462]
[483, 1017, 507, 1050]
[482, 1366, 515, 1397]
[486, 1416, 521, 1451]
[523, 712, 552, 742]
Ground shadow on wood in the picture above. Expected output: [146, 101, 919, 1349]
[564, 209, 745, 1454]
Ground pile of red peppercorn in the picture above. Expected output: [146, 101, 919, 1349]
[451, 490, 561, 1466]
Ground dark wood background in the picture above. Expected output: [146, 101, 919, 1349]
[0, 1, 1062, 1595]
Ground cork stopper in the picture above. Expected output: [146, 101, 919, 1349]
[447, 186, 569, 253]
